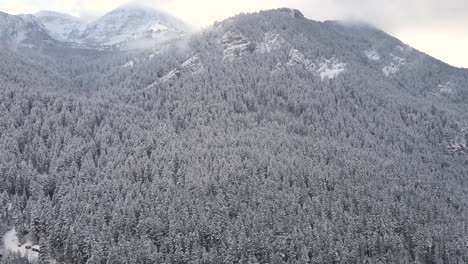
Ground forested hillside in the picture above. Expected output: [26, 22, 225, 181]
[1, 8, 467, 264]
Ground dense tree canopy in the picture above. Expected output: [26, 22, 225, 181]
[1, 9, 467, 264]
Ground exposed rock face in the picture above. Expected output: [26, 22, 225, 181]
[161, 54, 205, 82]
[222, 31, 254, 61]
[287, 49, 346, 80]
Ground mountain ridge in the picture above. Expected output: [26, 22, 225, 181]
[0, 5, 187, 50]
[35, 10, 87, 43]
[79, 6, 187, 49]
[0, 11, 56, 48]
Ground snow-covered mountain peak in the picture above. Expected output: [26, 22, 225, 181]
[2, 6, 187, 50]
[0, 11, 53, 47]
[35, 10, 86, 42]
[80, 6, 186, 48]
[0, 12, 43, 28]
[35, 10, 75, 18]
[16, 14, 41, 24]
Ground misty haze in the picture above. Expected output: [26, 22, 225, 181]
[0, 1, 467, 263]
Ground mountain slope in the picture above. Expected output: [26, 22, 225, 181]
[35, 10, 86, 42]
[0, 11, 55, 48]
[79, 6, 186, 49]
[2, 6, 187, 50]
[0, 8, 467, 264]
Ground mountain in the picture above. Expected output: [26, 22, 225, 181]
[146, 8, 467, 102]
[78, 6, 187, 49]
[1, 6, 187, 50]
[0, 8, 467, 264]
[35, 10, 86, 42]
[0, 11, 56, 48]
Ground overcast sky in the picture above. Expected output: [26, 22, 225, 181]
[1, 0, 467, 68]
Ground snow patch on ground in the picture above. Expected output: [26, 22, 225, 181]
[287, 49, 346, 80]
[147, 23, 170, 33]
[438, 82, 454, 94]
[383, 65, 399, 76]
[2, 228, 39, 262]
[391, 54, 406, 64]
[432, 81, 455, 96]
[383, 54, 406, 76]
[447, 128, 467, 155]
[316, 58, 346, 80]
[122, 60, 135, 68]
[181, 55, 204, 74]
[160, 70, 178, 82]
[153, 54, 204, 84]
[222, 31, 253, 61]
[287, 49, 314, 69]
[365, 49, 380, 61]
[149, 51, 162, 60]
[257, 32, 287, 53]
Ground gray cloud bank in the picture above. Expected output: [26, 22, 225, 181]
[287, 0, 468, 34]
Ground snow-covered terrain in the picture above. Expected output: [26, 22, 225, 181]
[122, 60, 135, 68]
[383, 54, 406, 76]
[0, 5, 188, 50]
[287, 49, 346, 80]
[80, 6, 186, 48]
[181, 55, 204, 74]
[149, 52, 158, 60]
[2, 229, 39, 262]
[365, 49, 381, 61]
[221, 30, 346, 80]
[383, 64, 399, 76]
[257, 32, 287, 53]
[447, 128, 467, 155]
[161, 54, 204, 82]
[1, 6, 186, 50]
[438, 82, 454, 94]
[287, 49, 314, 69]
[35, 11, 86, 42]
[431, 81, 456, 97]
[0, 12, 52, 47]
[222, 31, 253, 61]
[316, 58, 347, 80]
[144, 54, 204, 88]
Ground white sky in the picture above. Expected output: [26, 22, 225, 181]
[1, 0, 467, 68]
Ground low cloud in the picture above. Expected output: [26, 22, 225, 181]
[284, 0, 468, 67]
[285, 0, 468, 35]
